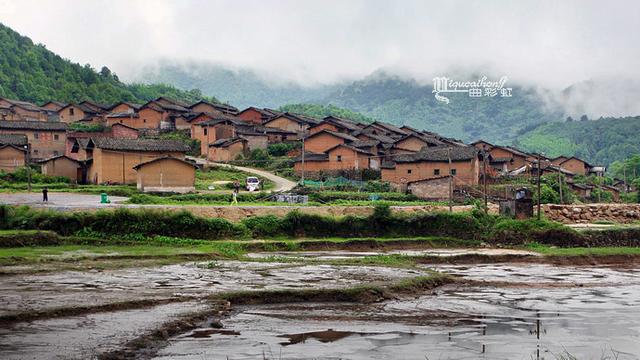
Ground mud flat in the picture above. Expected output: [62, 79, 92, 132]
[153, 263, 640, 360]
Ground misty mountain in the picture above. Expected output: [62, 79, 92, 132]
[137, 62, 340, 109]
[320, 72, 562, 144]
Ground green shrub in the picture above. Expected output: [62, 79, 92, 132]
[308, 191, 419, 203]
[267, 143, 299, 157]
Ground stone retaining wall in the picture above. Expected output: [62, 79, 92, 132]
[544, 204, 640, 224]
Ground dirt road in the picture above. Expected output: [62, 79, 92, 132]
[188, 156, 297, 192]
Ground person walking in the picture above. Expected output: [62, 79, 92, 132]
[231, 188, 239, 205]
[42, 187, 48, 202]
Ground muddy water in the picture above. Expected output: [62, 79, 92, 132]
[0, 301, 210, 360]
[154, 264, 640, 360]
[246, 248, 540, 260]
[0, 261, 426, 317]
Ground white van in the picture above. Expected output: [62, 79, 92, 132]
[246, 177, 260, 192]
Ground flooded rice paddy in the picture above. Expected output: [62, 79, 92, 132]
[155, 264, 640, 360]
[1, 252, 639, 359]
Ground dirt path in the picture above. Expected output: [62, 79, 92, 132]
[188, 156, 297, 192]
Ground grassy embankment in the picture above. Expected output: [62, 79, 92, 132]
[1, 202, 639, 272]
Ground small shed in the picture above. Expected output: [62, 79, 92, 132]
[39, 155, 82, 183]
[406, 176, 450, 200]
[133, 156, 197, 193]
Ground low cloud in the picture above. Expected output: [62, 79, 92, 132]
[1, 0, 639, 116]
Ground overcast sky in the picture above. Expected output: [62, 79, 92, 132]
[0, 0, 639, 90]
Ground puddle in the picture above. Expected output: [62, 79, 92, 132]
[153, 264, 640, 360]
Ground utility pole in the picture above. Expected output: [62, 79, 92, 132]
[483, 146, 488, 213]
[537, 154, 542, 220]
[25, 144, 32, 193]
[300, 132, 306, 186]
[623, 163, 627, 193]
[448, 147, 453, 213]
[558, 168, 563, 204]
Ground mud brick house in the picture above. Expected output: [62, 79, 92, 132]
[108, 102, 141, 114]
[393, 133, 444, 153]
[193, 116, 274, 156]
[105, 112, 141, 128]
[0, 134, 27, 172]
[134, 156, 197, 193]
[138, 98, 191, 130]
[189, 100, 238, 116]
[41, 101, 68, 112]
[551, 156, 598, 176]
[66, 123, 139, 160]
[39, 155, 82, 182]
[308, 116, 364, 135]
[382, 146, 480, 190]
[263, 112, 321, 135]
[84, 138, 190, 184]
[360, 121, 409, 139]
[294, 143, 375, 176]
[237, 107, 282, 125]
[57, 103, 103, 123]
[0, 120, 67, 160]
[0, 97, 50, 121]
[303, 130, 360, 154]
[207, 137, 249, 162]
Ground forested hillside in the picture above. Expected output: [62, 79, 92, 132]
[278, 104, 373, 124]
[0, 23, 215, 105]
[514, 116, 640, 165]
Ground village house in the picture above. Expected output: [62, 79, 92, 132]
[0, 134, 27, 172]
[207, 137, 249, 162]
[57, 103, 103, 123]
[293, 143, 375, 176]
[236, 107, 282, 125]
[39, 155, 83, 183]
[133, 156, 197, 193]
[308, 116, 364, 135]
[0, 120, 67, 160]
[303, 130, 360, 154]
[263, 112, 321, 135]
[406, 176, 451, 200]
[137, 98, 191, 130]
[0, 97, 50, 121]
[108, 102, 141, 114]
[84, 138, 190, 184]
[66, 123, 139, 160]
[41, 101, 68, 112]
[393, 133, 444, 153]
[381, 146, 480, 190]
[551, 156, 596, 176]
[189, 100, 238, 116]
[360, 121, 409, 139]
